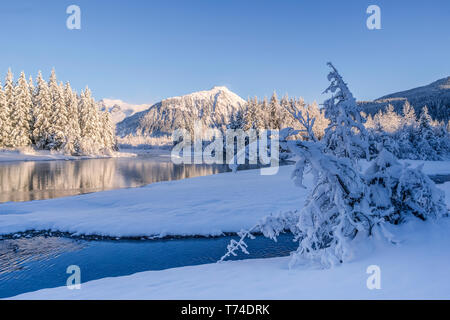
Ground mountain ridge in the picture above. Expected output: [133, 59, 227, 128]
[116, 86, 246, 137]
[358, 76, 450, 122]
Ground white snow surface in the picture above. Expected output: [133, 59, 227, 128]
[0, 149, 136, 163]
[0, 161, 449, 238]
[10, 216, 450, 299]
[0, 165, 303, 237]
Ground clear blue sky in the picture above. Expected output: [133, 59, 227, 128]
[1, 0, 449, 105]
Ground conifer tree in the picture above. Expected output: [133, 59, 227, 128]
[10, 72, 32, 147]
[322, 62, 369, 160]
[269, 91, 281, 129]
[3, 69, 15, 148]
[63, 82, 81, 154]
[0, 82, 9, 148]
[79, 87, 101, 154]
[402, 101, 416, 127]
[32, 71, 53, 149]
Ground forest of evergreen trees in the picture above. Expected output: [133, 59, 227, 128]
[0, 69, 117, 155]
[229, 92, 450, 160]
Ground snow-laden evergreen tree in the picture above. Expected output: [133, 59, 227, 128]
[414, 106, 439, 160]
[268, 91, 282, 129]
[322, 62, 369, 160]
[47, 70, 69, 149]
[79, 87, 102, 154]
[223, 115, 373, 268]
[228, 108, 245, 130]
[3, 69, 15, 148]
[0, 69, 116, 155]
[306, 102, 328, 140]
[63, 82, 81, 154]
[0, 82, 10, 148]
[365, 148, 447, 223]
[365, 101, 450, 160]
[10, 72, 32, 147]
[381, 104, 402, 133]
[221, 63, 448, 268]
[401, 101, 416, 127]
[100, 110, 117, 152]
[283, 127, 372, 267]
[32, 71, 53, 149]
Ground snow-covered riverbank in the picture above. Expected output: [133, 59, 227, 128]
[0, 149, 137, 163]
[9, 218, 450, 299]
[0, 161, 449, 238]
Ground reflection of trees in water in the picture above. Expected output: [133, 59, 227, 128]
[0, 237, 84, 275]
[0, 159, 230, 203]
[0, 160, 118, 202]
[118, 160, 229, 186]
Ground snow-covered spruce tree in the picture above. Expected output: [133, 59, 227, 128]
[415, 106, 439, 160]
[365, 148, 447, 224]
[283, 127, 372, 267]
[10, 72, 32, 147]
[221, 63, 448, 268]
[222, 113, 373, 268]
[79, 87, 102, 154]
[401, 101, 417, 128]
[32, 71, 53, 149]
[0, 82, 10, 148]
[63, 82, 81, 154]
[47, 70, 69, 150]
[322, 62, 369, 160]
[268, 92, 282, 129]
[3, 69, 16, 148]
[100, 111, 117, 152]
[228, 108, 245, 130]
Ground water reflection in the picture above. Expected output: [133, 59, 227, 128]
[0, 155, 231, 203]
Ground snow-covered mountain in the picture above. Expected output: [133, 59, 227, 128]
[359, 76, 450, 121]
[98, 99, 151, 124]
[116, 86, 247, 137]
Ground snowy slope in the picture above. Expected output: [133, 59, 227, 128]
[98, 99, 150, 124]
[359, 76, 450, 121]
[116, 86, 247, 137]
[9, 217, 450, 299]
[0, 161, 448, 238]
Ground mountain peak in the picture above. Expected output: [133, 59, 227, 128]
[211, 85, 230, 91]
[116, 86, 247, 137]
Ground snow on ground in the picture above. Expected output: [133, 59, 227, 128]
[0, 165, 304, 237]
[0, 148, 136, 163]
[0, 162, 449, 238]
[10, 217, 450, 299]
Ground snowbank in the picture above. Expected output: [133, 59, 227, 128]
[0, 149, 136, 163]
[1, 163, 449, 238]
[9, 218, 450, 299]
[0, 165, 304, 237]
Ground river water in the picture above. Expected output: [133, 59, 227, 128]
[0, 152, 448, 298]
[0, 151, 231, 203]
